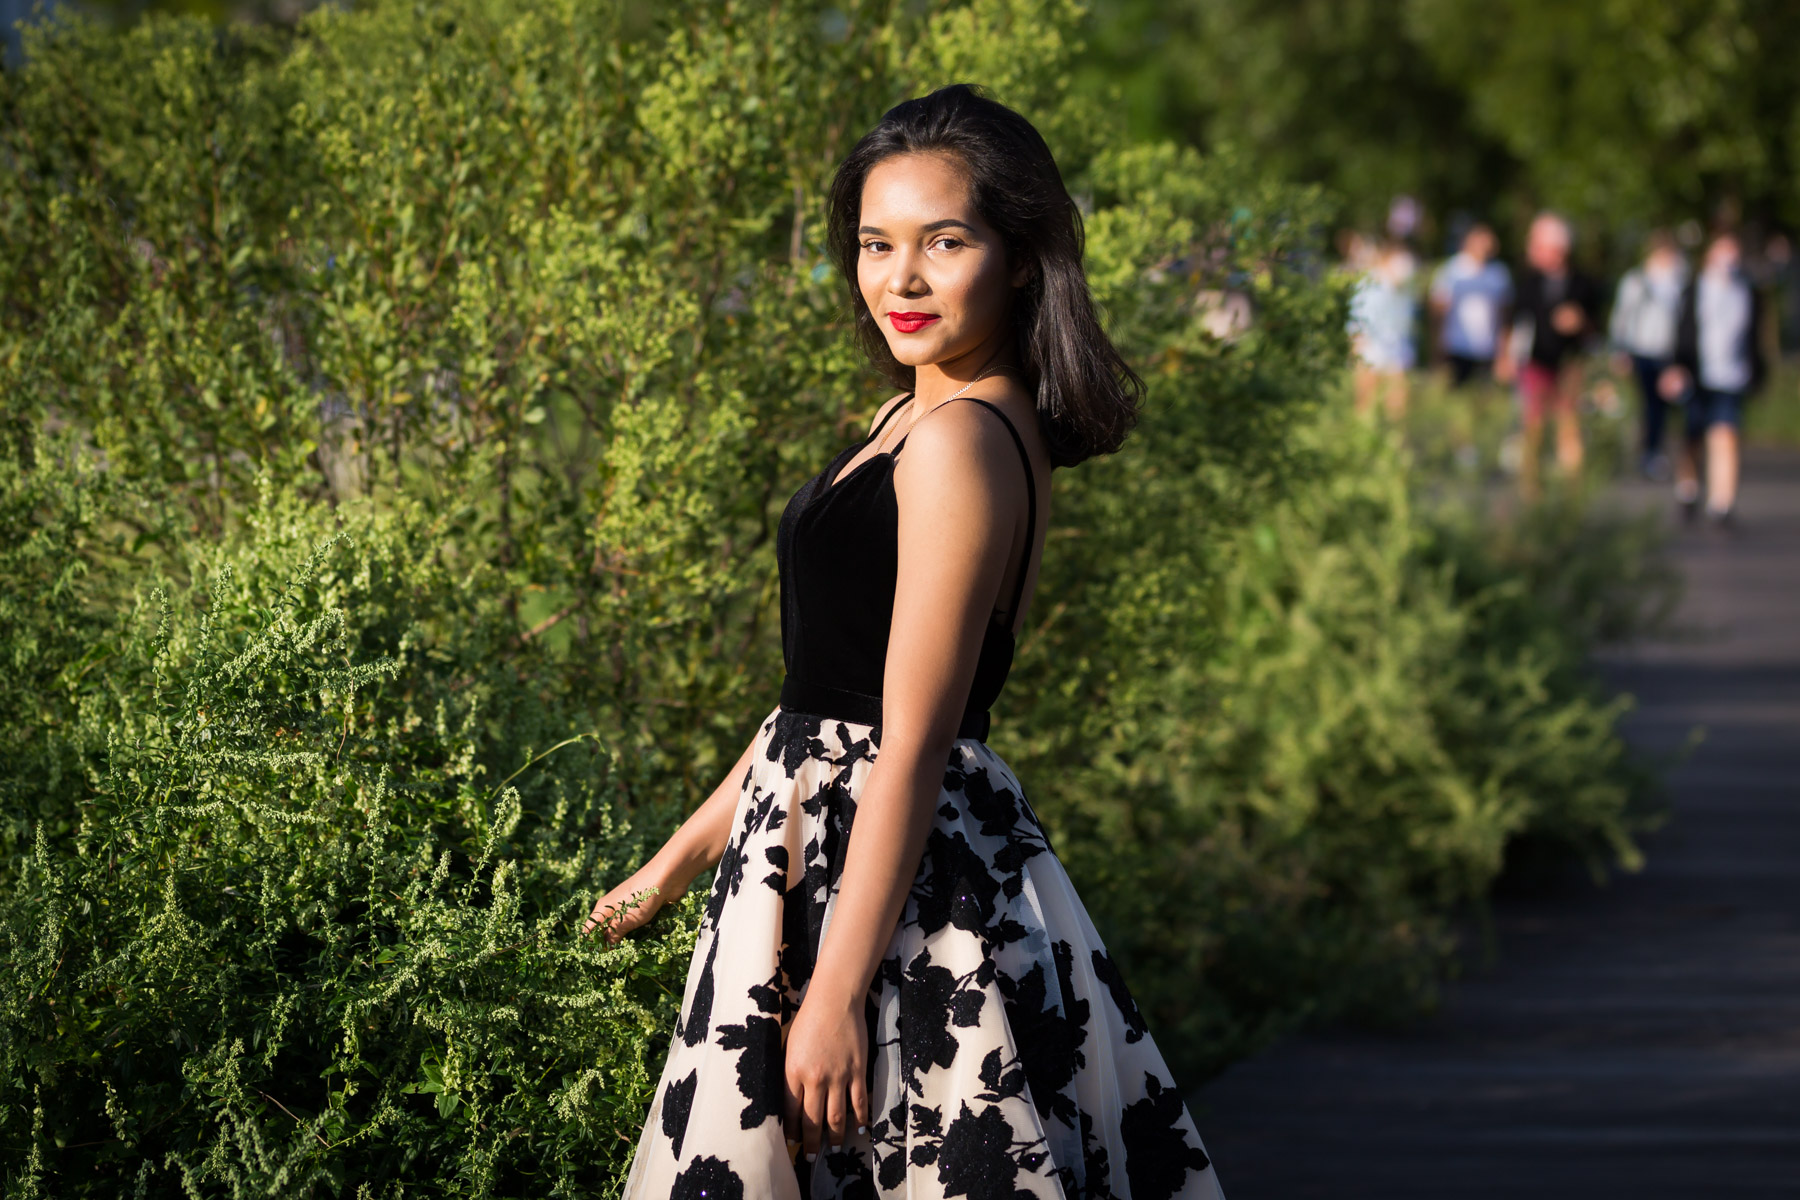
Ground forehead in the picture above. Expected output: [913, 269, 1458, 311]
[859, 152, 979, 226]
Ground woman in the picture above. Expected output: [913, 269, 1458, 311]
[1349, 237, 1418, 420]
[586, 84, 1223, 1200]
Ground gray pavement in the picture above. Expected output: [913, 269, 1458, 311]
[1191, 447, 1800, 1199]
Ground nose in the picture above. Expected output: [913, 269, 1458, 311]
[883, 246, 927, 299]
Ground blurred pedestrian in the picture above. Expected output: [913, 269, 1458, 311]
[1431, 222, 1513, 387]
[1498, 212, 1600, 496]
[1609, 230, 1687, 480]
[1664, 231, 1763, 525]
[1350, 237, 1418, 420]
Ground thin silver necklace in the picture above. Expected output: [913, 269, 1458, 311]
[891, 364, 1015, 446]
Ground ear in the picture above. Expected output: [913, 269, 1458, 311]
[1010, 256, 1032, 288]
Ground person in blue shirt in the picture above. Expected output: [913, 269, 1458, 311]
[1430, 223, 1513, 387]
[1350, 237, 1419, 419]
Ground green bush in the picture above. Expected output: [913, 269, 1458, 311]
[1, 1, 1664, 1194]
[1013, 406, 1667, 1066]
[1745, 361, 1800, 447]
[2, 459, 699, 1195]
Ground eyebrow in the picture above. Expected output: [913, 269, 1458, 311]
[857, 218, 979, 236]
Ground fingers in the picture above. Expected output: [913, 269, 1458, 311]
[850, 1072, 870, 1140]
[579, 887, 658, 940]
[783, 1075, 801, 1149]
[581, 898, 623, 940]
[798, 1085, 824, 1159]
[825, 1083, 850, 1153]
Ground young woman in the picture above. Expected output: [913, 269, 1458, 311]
[586, 84, 1223, 1200]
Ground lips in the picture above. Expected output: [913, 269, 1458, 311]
[887, 311, 940, 334]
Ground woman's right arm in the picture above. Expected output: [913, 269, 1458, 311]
[580, 734, 757, 941]
[582, 394, 905, 941]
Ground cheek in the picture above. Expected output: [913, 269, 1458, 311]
[948, 253, 1013, 326]
[857, 263, 883, 318]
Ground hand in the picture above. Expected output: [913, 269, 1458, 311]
[1551, 301, 1585, 336]
[1494, 355, 1517, 385]
[581, 866, 681, 942]
[782, 989, 870, 1161]
[1658, 365, 1689, 401]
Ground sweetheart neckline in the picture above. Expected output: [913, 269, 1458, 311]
[817, 445, 895, 498]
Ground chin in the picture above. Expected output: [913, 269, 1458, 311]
[883, 340, 943, 369]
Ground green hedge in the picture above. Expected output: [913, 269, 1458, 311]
[1, 2, 1660, 1195]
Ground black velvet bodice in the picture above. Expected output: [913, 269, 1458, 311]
[775, 397, 1036, 741]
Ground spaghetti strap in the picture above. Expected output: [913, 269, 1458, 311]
[863, 393, 912, 444]
[823, 394, 915, 492]
[893, 396, 1038, 624]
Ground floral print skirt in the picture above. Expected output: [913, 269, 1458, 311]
[622, 708, 1223, 1200]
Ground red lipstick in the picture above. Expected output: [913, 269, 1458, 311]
[887, 311, 940, 334]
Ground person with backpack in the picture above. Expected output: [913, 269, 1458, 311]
[1662, 231, 1764, 526]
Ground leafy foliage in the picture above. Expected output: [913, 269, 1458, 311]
[1012, 406, 1666, 1065]
[1083, 0, 1800, 237]
[2, 464, 699, 1195]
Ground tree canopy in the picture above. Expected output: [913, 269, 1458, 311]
[1084, 0, 1800, 245]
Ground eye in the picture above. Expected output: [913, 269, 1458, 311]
[860, 239, 891, 254]
[930, 236, 964, 251]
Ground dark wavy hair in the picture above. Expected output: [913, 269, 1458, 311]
[825, 83, 1142, 467]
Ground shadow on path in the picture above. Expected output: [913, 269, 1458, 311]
[1190, 447, 1800, 1199]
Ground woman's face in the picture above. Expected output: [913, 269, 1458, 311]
[856, 152, 1026, 369]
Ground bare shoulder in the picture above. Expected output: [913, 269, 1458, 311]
[894, 384, 1044, 506]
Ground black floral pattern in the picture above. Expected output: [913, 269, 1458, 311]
[1091, 949, 1150, 1045]
[714, 1013, 784, 1130]
[678, 937, 717, 1049]
[662, 1069, 697, 1160]
[936, 1102, 1036, 1200]
[620, 710, 1222, 1199]
[1001, 941, 1089, 1129]
[1122, 1074, 1213, 1200]
[670, 1155, 744, 1200]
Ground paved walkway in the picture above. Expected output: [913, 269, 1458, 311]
[1191, 447, 1800, 1199]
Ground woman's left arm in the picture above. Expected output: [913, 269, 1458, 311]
[781, 404, 1024, 1158]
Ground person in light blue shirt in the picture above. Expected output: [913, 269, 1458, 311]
[1609, 230, 1687, 479]
[1430, 224, 1512, 387]
[1350, 237, 1418, 418]
[1664, 231, 1764, 525]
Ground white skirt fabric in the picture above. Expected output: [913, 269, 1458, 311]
[622, 707, 1224, 1200]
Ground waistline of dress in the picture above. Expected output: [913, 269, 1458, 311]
[778, 676, 990, 742]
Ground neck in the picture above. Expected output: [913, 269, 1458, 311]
[911, 322, 1019, 410]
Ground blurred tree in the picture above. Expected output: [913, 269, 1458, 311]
[70, 0, 317, 22]
[1080, 0, 1520, 240]
[1409, 0, 1800, 232]
[1082, 0, 1800, 244]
